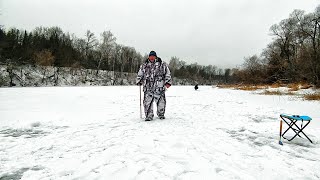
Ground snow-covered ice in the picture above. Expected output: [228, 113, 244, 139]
[0, 86, 319, 179]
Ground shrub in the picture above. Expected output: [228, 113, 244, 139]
[304, 93, 320, 101]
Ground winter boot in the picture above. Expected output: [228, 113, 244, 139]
[145, 117, 153, 121]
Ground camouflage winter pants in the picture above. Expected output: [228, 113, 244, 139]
[143, 92, 166, 118]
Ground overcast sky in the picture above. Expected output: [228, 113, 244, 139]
[1, 0, 319, 68]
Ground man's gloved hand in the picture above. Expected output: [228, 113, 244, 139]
[165, 83, 171, 88]
[137, 82, 142, 86]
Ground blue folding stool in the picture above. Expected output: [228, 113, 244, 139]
[280, 114, 313, 143]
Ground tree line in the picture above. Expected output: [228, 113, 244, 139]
[233, 5, 320, 86]
[168, 56, 227, 84]
[0, 26, 144, 75]
[0, 26, 228, 84]
[4, 4, 316, 87]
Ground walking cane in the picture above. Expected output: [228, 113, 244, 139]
[139, 85, 142, 119]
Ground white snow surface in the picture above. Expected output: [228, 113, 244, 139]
[0, 86, 319, 179]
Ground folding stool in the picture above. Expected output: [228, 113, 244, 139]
[280, 114, 313, 143]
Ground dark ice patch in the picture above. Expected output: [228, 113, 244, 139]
[0, 168, 29, 180]
[0, 128, 48, 138]
[0, 166, 45, 180]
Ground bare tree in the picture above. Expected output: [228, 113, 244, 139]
[169, 56, 179, 77]
[84, 30, 98, 65]
[301, 8, 320, 84]
[114, 44, 122, 72]
[34, 49, 55, 84]
[97, 30, 116, 73]
[270, 16, 300, 81]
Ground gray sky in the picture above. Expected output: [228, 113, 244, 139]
[1, 0, 319, 68]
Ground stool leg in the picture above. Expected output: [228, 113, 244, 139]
[290, 121, 313, 143]
[281, 119, 297, 138]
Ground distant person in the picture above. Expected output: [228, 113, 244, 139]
[136, 51, 172, 121]
[194, 84, 199, 90]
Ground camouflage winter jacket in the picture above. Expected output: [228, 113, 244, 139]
[136, 58, 172, 94]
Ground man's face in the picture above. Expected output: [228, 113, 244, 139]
[149, 55, 156, 61]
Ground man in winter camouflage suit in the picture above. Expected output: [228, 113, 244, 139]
[136, 51, 172, 121]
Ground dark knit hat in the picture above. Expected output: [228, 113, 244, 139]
[149, 51, 157, 57]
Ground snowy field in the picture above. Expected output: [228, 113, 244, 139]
[0, 86, 319, 179]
